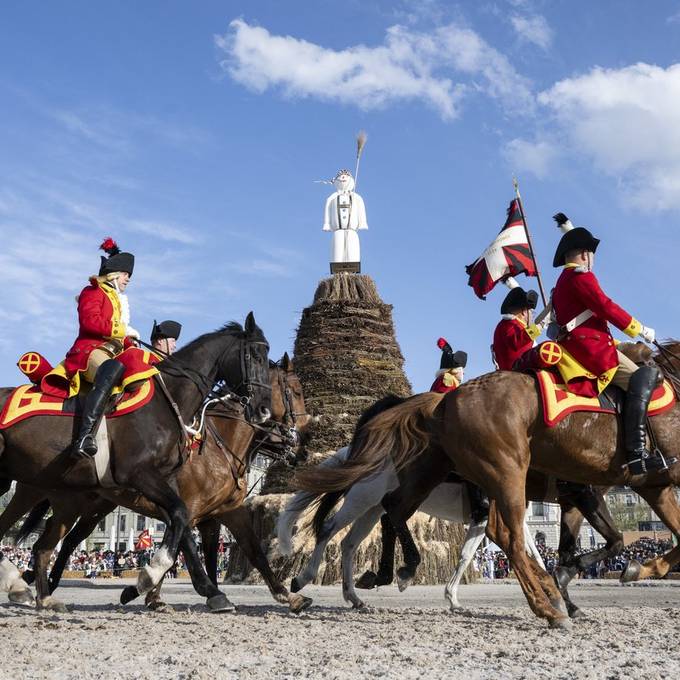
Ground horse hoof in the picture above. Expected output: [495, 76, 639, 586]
[290, 577, 302, 593]
[22, 570, 36, 586]
[569, 607, 586, 619]
[549, 616, 573, 631]
[120, 585, 140, 605]
[620, 559, 642, 584]
[351, 600, 367, 610]
[147, 600, 174, 613]
[207, 593, 236, 613]
[355, 570, 378, 590]
[396, 569, 413, 592]
[8, 588, 35, 607]
[38, 597, 69, 613]
[288, 593, 313, 614]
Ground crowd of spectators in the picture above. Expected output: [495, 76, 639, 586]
[470, 538, 677, 580]
[0, 545, 200, 579]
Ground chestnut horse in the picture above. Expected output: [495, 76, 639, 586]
[295, 341, 680, 628]
[1, 355, 311, 613]
[0, 316, 272, 612]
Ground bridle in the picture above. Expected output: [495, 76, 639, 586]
[144, 336, 272, 417]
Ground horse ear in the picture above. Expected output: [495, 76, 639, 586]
[282, 352, 291, 371]
[245, 311, 256, 333]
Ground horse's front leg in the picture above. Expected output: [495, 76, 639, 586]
[222, 505, 312, 613]
[197, 518, 221, 586]
[355, 514, 396, 590]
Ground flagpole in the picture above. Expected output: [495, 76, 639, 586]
[513, 178, 548, 307]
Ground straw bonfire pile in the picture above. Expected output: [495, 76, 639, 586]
[224, 273, 473, 586]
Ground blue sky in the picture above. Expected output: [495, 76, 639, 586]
[1, 1, 680, 392]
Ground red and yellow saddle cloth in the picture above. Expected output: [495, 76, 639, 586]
[0, 380, 155, 429]
[536, 370, 676, 427]
[0, 350, 157, 429]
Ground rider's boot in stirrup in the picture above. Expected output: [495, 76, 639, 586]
[466, 481, 490, 522]
[73, 359, 125, 457]
[623, 366, 677, 475]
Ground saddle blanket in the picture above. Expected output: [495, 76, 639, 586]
[0, 379, 154, 430]
[536, 370, 675, 427]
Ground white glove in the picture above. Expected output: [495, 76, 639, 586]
[126, 326, 141, 340]
[639, 325, 655, 343]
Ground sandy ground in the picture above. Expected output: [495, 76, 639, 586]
[1, 580, 679, 679]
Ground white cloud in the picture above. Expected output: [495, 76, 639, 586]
[502, 137, 558, 178]
[510, 14, 553, 50]
[537, 62, 680, 210]
[216, 19, 533, 120]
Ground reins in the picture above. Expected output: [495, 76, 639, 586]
[653, 340, 680, 396]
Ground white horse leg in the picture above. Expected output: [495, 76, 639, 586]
[523, 520, 546, 570]
[445, 520, 487, 611]
[292, 468, 397, 593]
[341, 505, 385, 609]
[277, 447, 352, 556]
[0, 556, 35, 606]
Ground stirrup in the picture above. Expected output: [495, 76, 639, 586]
[74, 434, 98, 458]
[622, 451, 677, 475]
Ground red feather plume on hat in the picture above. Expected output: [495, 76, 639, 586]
[99, 238, 120, 256]
[437, 337, 449, 350]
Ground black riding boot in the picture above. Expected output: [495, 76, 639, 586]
[466, 481, 489, 523]
[624, 366, 676, 474]
[74, 359, 125, 457]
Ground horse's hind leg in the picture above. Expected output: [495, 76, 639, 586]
[0, 552, 34, 607]
[355, 513, 395, 590]
[33, 511, 78, 612]
[341, 505, 384, 608]
[292, 476, 390, 593]
[145, 575, 173, 612]
[624, 486, 680, 580]
[445, 519, 487, 611]
[554, 487, 622, 616]
[197, 518, 221, 586]
[49, 503, 114, 594]
[222, 506, 312, 614]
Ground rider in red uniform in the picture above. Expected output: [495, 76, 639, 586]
[551, 213, 676, 474]
[492, 286, 542, 370]
[43, 239, 157, 457]
[430, 338, 488, 521]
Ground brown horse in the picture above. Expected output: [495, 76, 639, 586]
[0, 355, 311, 613]
[295, 341, 680, 628]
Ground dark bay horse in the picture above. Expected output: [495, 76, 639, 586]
[0, 314, 271, 612]
[295, 342, 680, 628]
[0, 355, 310, 613]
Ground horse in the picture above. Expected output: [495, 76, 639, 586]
[0, 354, 312, 614]
[0, 314, 272, 612]
[278, 442, 546, 610]
[294, 341, 680, 628]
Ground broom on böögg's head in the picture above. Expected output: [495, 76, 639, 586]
[354, 130, 368, 190]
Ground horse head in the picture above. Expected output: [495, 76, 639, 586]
[215, 312, 271, 425]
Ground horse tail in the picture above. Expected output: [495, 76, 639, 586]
[16, 499, 51, 545]
[312, 490, 344, 541]
[293, 392, 444, 494]
[276, 446, 351, 555]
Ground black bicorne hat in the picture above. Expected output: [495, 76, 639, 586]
[151, 319, 182, 343]
[551, 213, 600, 267]
[501, 287, 538, 315]
[98, 238, 135, 276]
[437, 337, 468, 370]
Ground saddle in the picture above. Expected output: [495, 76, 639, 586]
[0, 379, 154, 430]
[534, 370, 675, 427]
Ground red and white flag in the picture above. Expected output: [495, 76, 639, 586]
[465, 199, 537, 299]
[135, 529, 153, 550]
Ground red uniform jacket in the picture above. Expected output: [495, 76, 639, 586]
[492, 317, 535, 371]
[430, 370, 460, 393]
[552, 266, 639, 380]
[64, 281, 130, 375]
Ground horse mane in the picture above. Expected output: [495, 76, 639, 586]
[165, 321, 257, 366]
